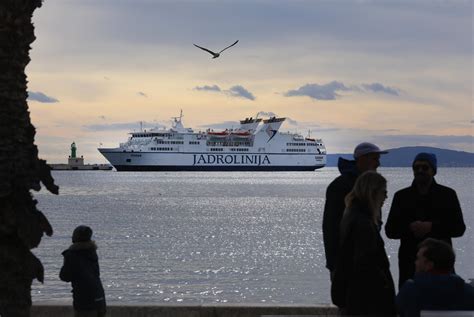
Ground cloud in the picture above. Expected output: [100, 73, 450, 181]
[361, 83, 400, 96]
[137, 91, 148, 97]
[226, 85, 255, 101]
[194, 84, 221, 92]
[285, 81, 350, 100]
[42, 1, 470, 60]
[195, 84, 256, 101]
[285, 81, 402, 100]
[257, 111, 277, 117]
[27, 91, 59, 103]
[83, 121, 165, 131]
[471, 120, 474, 124]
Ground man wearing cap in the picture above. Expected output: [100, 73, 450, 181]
[385, 153, 466, 287]
[322, 142, 388, 283]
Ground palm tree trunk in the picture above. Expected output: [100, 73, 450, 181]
[0, 1, 59, 316]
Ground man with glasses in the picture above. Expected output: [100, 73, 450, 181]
[323, 142, 388, 285]
[385, 153, 466, 287]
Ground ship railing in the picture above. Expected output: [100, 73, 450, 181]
[206, 141, 253, 147]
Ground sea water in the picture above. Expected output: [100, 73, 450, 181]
[31, 168, 474, 304]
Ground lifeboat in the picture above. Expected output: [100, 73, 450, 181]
[231, 131, 252, 137]
[207, 130, 229, 137]
[305, 137, 315, 142]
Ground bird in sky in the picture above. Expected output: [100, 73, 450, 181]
[193, 40, 239, 59]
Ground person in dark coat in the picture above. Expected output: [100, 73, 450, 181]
[385, 153, 466, 287]
[397, 238, 474, 317]
[331, 171, 396, 316]
[60, 225, 106, 317]
[323, 142, 388, 280]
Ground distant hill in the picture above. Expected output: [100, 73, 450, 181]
[326, 146, 474, 167]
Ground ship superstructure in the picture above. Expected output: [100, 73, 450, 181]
[98, 112, 326, 171]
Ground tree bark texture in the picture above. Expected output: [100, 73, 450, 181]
[0, 1, 59, 316]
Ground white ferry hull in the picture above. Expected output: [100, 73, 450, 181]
[99, 149, 326, 172]
[98, 113, 327, 172]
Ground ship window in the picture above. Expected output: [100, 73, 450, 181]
[126, 159, 131, 162]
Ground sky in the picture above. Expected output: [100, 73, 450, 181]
[27, 0, 473, 163]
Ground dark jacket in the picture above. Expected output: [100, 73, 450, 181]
[331, 201, 396, 316]
[397, 272, 474, 317]
[59, 241, 106, 311]
[323, 157, 359, 271]
[385, 180, 466, 287]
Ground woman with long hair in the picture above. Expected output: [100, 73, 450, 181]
[331, 171, 396, 316]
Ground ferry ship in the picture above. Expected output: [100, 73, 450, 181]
[98, 112, 326, 171]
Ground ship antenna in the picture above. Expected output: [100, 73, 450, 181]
[140, 121, 143, 132]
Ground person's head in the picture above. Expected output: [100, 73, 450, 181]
[353, 142, 388, 172]
[412, 152, 437, 185]
[72, 225, 93, 243]
[415, 238, 455, 273]
[345, 171, 387, 223]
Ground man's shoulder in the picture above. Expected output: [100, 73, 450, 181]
[398, 278, 419, 302]
[328, 174, 356, 190]
[393, 186, 413, 197]
[433, 182, 457, 195]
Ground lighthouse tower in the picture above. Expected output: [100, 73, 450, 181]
[68, 142, 84, 167]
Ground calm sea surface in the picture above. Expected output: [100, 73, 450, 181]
[31, 168, 474, 305]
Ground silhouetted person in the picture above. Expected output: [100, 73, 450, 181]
[331, 171, 396, 316]
[60, 225, 106, 317]
[397, 238, 474, 317]
[385, 153, 466, 287]
[323, 142, 388, 282]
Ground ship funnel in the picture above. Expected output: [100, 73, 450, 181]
[258, 117, 286, 134]
[239, 117, 262, 132]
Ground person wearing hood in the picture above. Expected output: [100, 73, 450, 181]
[323, 142, 388, 283]
[397, 238, 474, 317]
[60, 225, 106, 316]
[385, 153, 466, 287]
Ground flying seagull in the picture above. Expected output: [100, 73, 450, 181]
[193, 40, 239, 59]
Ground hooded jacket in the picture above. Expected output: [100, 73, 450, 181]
[59, 241, 106, 311]
[323, 157, 359, 271]
[397, 272, 474, 317]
